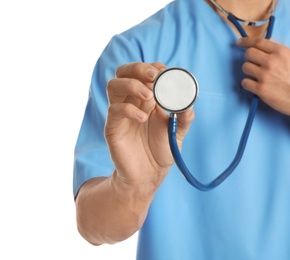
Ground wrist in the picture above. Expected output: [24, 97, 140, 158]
[109, 168, 167, 213]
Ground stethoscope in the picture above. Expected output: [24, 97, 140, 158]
[153, 6, 275, 191]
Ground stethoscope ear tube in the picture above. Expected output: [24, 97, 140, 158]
[169, 96, 259, 191]
[167, 15, 275, 191]
[228, 14, 275, 38]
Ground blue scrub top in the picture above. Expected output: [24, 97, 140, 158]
[74, 0, 290, 259]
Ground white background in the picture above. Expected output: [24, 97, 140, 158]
[0, 0, 171, 259]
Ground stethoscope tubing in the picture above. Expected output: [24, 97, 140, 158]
[169, 15, 275, 191]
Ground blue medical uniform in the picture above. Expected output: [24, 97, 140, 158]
[73, 0, 290, 259]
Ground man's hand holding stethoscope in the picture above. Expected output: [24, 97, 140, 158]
[237, 37, 290, 116]
[105, 40, 290, 193]
[105, 62, 194, 190]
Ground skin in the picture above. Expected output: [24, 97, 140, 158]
[76, 62, 195, 245]
[237, 37, 290, 115]
[75, 0, 290, 246]
[219, 0, 290, 115]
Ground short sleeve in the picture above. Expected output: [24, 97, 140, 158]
[73, 34, 142, 198]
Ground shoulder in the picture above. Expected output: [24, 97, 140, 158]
[105, 0, 209, 62]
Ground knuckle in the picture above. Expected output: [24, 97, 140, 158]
[121, 103, 130, 112]
[107, 103, 131, 117]
[120, 103, 133, 116]
[106, 78, 117, 93]
[255, 82, 269, 97]
[126, 78, 137, 89]
[245, 47, 255, 59]
[241, 62, 247, 71]
[116, 62, 147, 79]
[241, 62, 250, 74]
[259, 73, 268, 83]
[254, 38, 264, 48]
[150, 62, 167, 70]
[130, 62, 145, 75]
[107, 104, 116, 117]
[264, 55, 274, 67]
[276, 46, 287, 57]
[115, 64, 126, 77]
[256, 82, 266, 91]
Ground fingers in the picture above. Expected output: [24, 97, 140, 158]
[150, 62, 168, 71]
[107, 77, 153, 104]
[106, 62, 167, 125]
[241, 60, 263, 81]
[240, 78, 262, 96]
[238, 38, 277, 70]
[237, 38, 278, 91]
[237, 37, 275, 54]
[176, 108, 195, 139]
[116, 62, 167, 84]
[238, 38, 290, 113]
[243, 47, 268, 67]
[108, 62, 166, 104]
[107, 103, 149, 128]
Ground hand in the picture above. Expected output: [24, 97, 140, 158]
[105, 62, 195, 188]
[237, 37, 290, 116]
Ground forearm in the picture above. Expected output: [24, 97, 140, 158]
[75, 171, 158, 245]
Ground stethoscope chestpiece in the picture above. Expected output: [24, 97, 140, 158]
[153, 68, 199, 113]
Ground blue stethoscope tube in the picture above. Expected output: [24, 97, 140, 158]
[169, 15, 275, 191]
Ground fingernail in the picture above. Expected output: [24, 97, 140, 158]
[147, 69, 159, 80]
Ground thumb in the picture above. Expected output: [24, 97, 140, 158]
[176, 107, 195, 141]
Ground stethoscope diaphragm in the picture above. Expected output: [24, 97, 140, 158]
[153, 68, 199, 113]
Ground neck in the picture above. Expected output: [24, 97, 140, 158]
[214, 0, 275, 22]
[206, 0, 277, 37]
